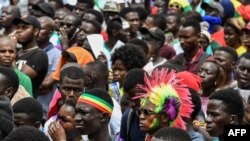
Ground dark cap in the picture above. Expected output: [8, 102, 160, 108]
[139, 27, 165, 43]
[201, 1, 224, 16]
[33, 3, 55, 18]
[13, 15, 40, 28]
[62, 50, 77, 62]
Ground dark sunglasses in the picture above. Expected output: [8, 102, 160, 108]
[169, 4, 180, 9]
[135, 108, 159, 116]
[60, 22, 74, 28]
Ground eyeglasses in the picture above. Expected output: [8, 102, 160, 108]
[169, 4, 180, 9]
[135, 108, 160, 116]
[60, 22, 74, 28]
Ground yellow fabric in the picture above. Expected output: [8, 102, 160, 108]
[169, 0, 190, 8]
[231, 0, 245, 25]
[236, 45, 247, 56]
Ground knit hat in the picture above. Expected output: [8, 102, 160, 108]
[200, 21, 212, 43]
[0, 96, 14, 136]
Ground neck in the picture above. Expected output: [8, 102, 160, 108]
[38, 41, 50, 49]
[225, 71, 234, 85]
[88, 125, 110, 141]
[22, 39, 37, 50]
[106, 37, 117, 50]
[186, 121, 195, 132]
[202, 86, 216, 97]
[152, 54, 164, 65]
[185, 46, 199, 60]
[4, 26, 15, 35]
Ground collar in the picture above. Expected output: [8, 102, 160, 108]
[43, 43, 54, 52]
[186, 48, 204, 64]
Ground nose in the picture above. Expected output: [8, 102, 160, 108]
[199, 71, 205, 78]
[75, 113, 82, 122]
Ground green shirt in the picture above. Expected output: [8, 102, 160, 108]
[14, 68, 33, 97]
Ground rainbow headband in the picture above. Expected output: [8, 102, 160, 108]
[78, 93, 113, 116]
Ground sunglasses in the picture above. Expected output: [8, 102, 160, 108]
[169, 4, 180, 9]
[60, 22, 74, 28]
[135, 108, 160, 116]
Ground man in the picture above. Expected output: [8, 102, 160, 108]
[0, 66, 19, 99]
[120, 68, 147, 141]
[242, 22, 250, 52]
[37, 16, 61, 119]
[72, 0, 94, 18]
[48, 63, 85, 118]
[235, 53, 250, 103]
[75, 88, 114, 141]
[32, 3, 54, 18]
[205, 88, 244, 141]
[0, 96, 14, 140]
[140, 27, 168, 74]
[83, 61, 122, 140]
[12, 97, 43, 128]
[59, 13, 81, 49]
[0, 36, 32, 96]
[213, 47, 238, 88]
[13, 15, 48, 97]
[120, 7, 140, 39]
[0, 5, 20, 36]
[175, 20, 210, 73]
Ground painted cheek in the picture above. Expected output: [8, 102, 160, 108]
[149, 117, 160, 129]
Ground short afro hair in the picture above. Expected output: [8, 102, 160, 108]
[59, 65, 85, 84]
[215, 47, 238, 63]
[13, 97, 43, 123]
[237, 53, 250, 65]
[119, 7, 138, 19]
[77, 0, 94, 8]
[134, 7, 150, 21]
[111, 44, 147, 70]
[4, 126, 49, 141]
[156, 60, 185, 72]
[82, 19, 102, 34]
[106, 18, 122, 36]
[152, 127, 191, 141]
[127, 39, 149, 55]
[123, 68, 147, 92]
[209, 88, 244, 123]
[84, 9, 103, 24]
[149, 14, 167, 31]
[0, 66, 19, 96]
[181, 19, 201, 35]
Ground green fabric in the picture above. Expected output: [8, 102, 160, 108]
[14, 68, 33, 97]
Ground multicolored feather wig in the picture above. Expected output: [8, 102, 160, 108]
[134, 68, 193, 130]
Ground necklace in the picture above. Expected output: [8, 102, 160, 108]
[18, 46, 39, 56]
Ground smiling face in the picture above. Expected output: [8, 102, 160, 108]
[235, 57, 250, 89]
[224, 26, 241, 48]
[74, 102, 102, 135]
[205, 99, 233, 137]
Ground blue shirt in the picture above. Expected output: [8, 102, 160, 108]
[43, 43, 61, 73]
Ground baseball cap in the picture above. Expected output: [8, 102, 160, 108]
[103, 1, 121, 13]
[242, 22, 250, 31]
[33, 3, 55, 17]
[201, 1, 224, 16]
[139, 27, 165, 43]
[13, 15, 40, 28]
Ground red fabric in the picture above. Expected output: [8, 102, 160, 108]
[211, 29, 226, 46]
[238, 5, 250, 21]
[101, 31, 108, 42]
[47, 89, 62, 119]
[177, 71, 202, 93]
[151, 6, 158, 15]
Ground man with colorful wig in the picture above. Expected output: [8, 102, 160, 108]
[135, 68, 194, 141]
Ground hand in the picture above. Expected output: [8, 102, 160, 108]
[48, 121, 67, 141]
[59, 27, 69, 50]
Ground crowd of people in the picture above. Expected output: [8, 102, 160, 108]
[0, 0, 250, 141]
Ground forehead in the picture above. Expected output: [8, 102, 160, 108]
[58, 105, 75, 115]
[64, 15, 77, 23]
[166, 15, 177, 22]
[125, 12, 139, 18]
[141, 98, 156, 111]
[207, 99, 225, 111]
[179, 26, 196, 35]
[76, 102, 98, 112]
[0, 39, 15, 48]
[214, 50, 232, 59]
[238, 57, 250, 66]
[61, 76, 84, 84]
[201, 61, 217, 69]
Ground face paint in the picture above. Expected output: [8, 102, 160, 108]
[149, 118, 160, 129]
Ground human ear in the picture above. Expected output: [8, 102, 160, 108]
[34, 121, 42, 129]
[100, 113, 109, 123]
[34, 28, 40, 37]
[5, 87, 14, 99]
[230, 115, 239, 125]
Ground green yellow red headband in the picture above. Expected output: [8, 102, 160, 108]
[78, 93, 113, 116]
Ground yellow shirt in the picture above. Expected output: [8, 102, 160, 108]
[236, 45, 247, 56]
